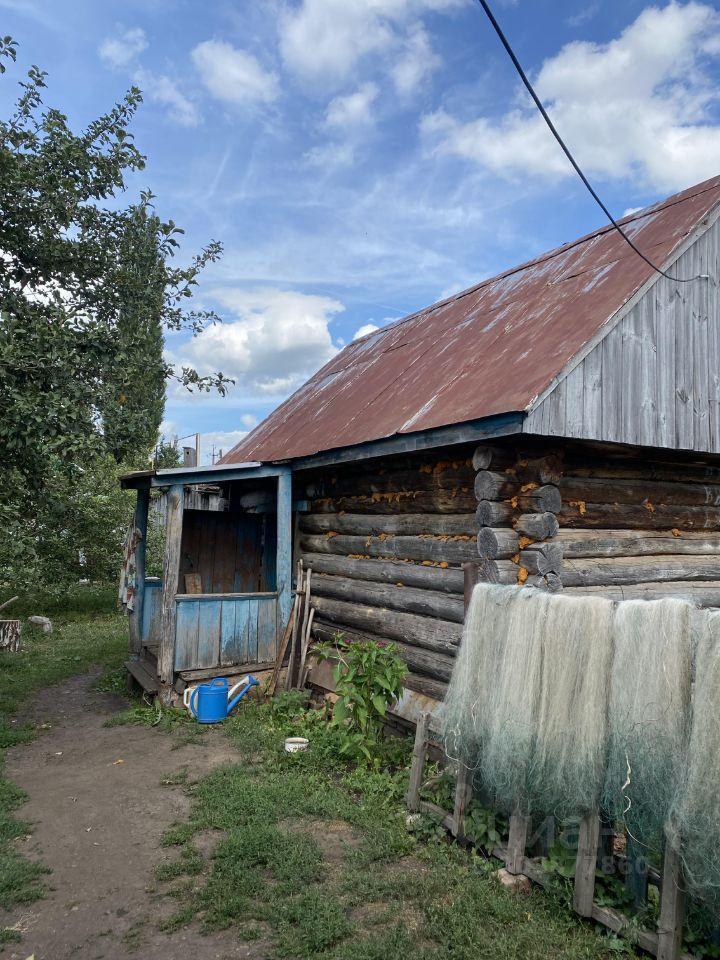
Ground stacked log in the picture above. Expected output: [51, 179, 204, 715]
[473, 444, 563, 592]
[553, 448, 720, 602]
[299, 450, 478, 691]
[298, 440, 720, 697]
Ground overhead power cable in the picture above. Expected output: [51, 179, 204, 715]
[475, 0, 705, 283]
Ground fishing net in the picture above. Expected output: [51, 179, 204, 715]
[442, 583, 547, 813]
[673, 611, 720, 910]
[480, 585, 548, 813]
[602, 598, 692, 852]
[527, 591, 614, 819]
[442, 582, 517, 771]
[443, 583, 614, 818]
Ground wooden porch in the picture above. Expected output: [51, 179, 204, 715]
[121, 463, 293, 701]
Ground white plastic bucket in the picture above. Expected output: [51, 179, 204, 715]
[284, 736, 309, 753]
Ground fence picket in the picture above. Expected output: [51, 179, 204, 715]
[657, 835, 685, 960]
[407, 711, 431, 812]
[506, 808, 530, 875]
[573, 812, 600, 917]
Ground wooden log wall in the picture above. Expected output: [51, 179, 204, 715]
[472, 440, 720, 603]
[300, 438, 720, 700]
[539, 445, 720, 603]
[472, 444, 564, 593]
[300, 448, 478, 698]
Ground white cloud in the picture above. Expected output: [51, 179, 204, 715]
[309, 82, 379, 168]
[325, 82, 379, 130]
[98, 28, 198, 127]
[421, 2, 720, 191]
[391, 22, 440, 95]
[304, 141, 356, 168]
[98, 27, 147, 68]
[354, 323, 380, 339]
[134, 68, 200, 127]
[191, 40, 280, 106]
[278, 0, 457, 87]
[176, 288, 343, 399]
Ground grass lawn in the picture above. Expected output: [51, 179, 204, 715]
[0, 607, 624, 958]
[0, 609, 127, 925]
[147, 696, 624, 959]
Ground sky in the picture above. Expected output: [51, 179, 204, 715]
[2, 0, 720, 463]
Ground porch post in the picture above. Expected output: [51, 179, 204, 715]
[157, 483, 184, 699]
[128, 485, 150, 658]
[276, 468, 293, 634]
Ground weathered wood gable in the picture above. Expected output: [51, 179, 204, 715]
[525, 211, 720, 452]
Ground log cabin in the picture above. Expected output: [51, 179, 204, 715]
[121, 174, 720, 718]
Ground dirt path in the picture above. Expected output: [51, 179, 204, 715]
[2, 673, 263, 960]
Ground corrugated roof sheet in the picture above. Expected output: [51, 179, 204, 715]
[221, 175, 720, 465]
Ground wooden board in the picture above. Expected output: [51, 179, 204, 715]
[184, 573, 202, 594]
[257, 595, 278, 663]
[140, 580, 163, 644]
[174, 599, 199, 671]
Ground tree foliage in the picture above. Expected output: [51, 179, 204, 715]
[0, 40, 230, 594]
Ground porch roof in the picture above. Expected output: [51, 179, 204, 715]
[119, 461, 289, 490]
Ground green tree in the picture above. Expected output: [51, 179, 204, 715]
[0, 38, 230, 487]
[98, 205, 168, 464]
[0, 39, 230, 594]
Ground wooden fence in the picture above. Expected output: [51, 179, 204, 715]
[405, 561, 691, 960]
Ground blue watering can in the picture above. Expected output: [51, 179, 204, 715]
[183, 675, 260, 723]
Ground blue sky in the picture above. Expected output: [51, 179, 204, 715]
[2, 0, 720, 462]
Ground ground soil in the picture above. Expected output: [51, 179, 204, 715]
[1, 672, 267, 960]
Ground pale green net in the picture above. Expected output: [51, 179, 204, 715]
[442, 583, 614, 818]
[673, 610, 720, 909]
[602, 598, 692, 852]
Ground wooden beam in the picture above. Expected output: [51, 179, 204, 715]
[309, 595, 461, 655]
[150, 463, 287, 487]
[557, 529, 720, 558]
[300, 512, 477, 537]
[573, 812, 600, 917]
[514, 513, 560, 540]
[563, 581, 720, 605]
[475, 500, 513, 526]
[157, 484, 184, 697]
[520, 543, 564, 576]
[300, 532, 477, 565]
[476, 527, 520, 560]
[407, 711, 431, 812]
[311, 619, 455, 681]
[290, 413, 524, 472]
[276, 469, 293, 634]
[129, 486, 149, 657]
[453, 764, 473, 839]
[300, 552, 464, 594]
[657, 837, 685, 960]
[625, 835, 649, 907]
[563, 554, 720, 587]
[311, 574, 464, 623]
[506, 808, 530, 875]
[463, 561, 479, 610]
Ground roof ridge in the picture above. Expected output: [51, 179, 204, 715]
[352, 175, 720, 345]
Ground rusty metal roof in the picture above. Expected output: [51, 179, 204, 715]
[221, 175, 720, 465]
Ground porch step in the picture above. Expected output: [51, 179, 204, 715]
[142, 643, 158, 668]
[125, 658, 159, 694]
